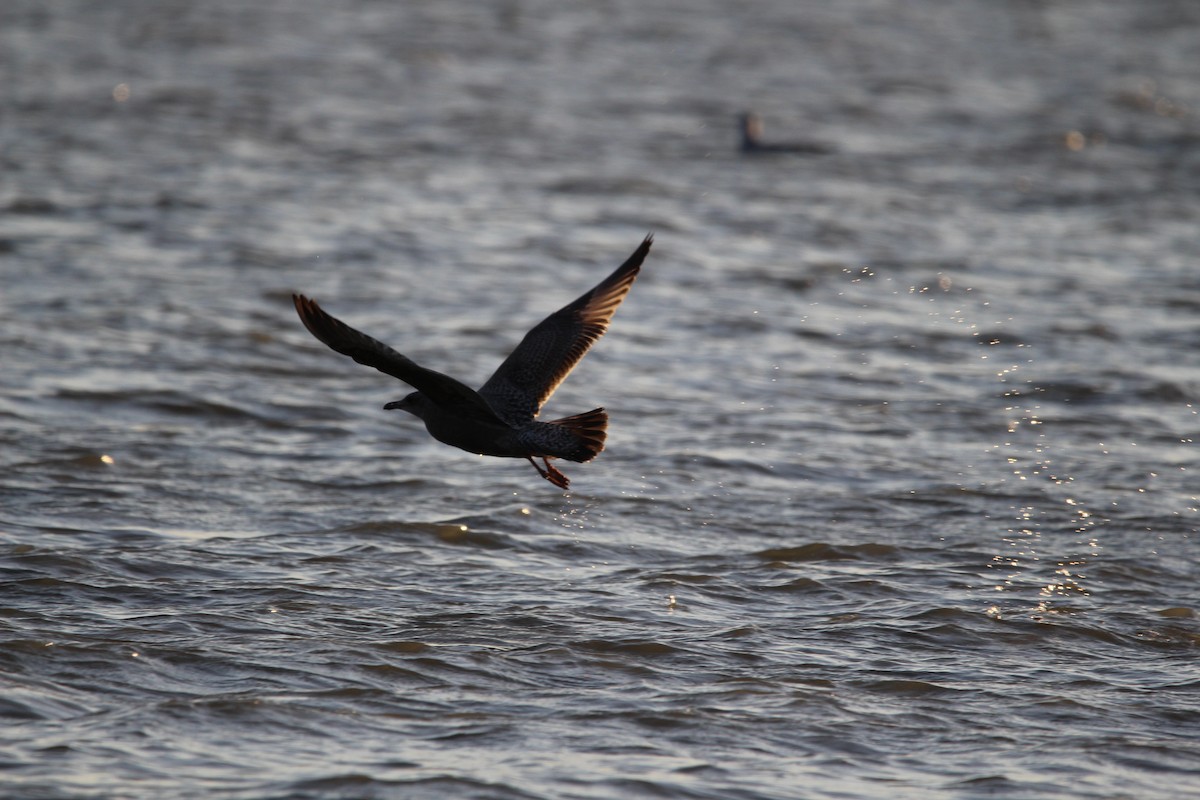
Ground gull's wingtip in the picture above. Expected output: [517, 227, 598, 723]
[620, 233, 653, 273]
[293, 293, 330, 321]
[634, 233, 654, 262]
[292, 293, 330, 340]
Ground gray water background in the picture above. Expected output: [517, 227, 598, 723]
[2, 1, 1199, 798]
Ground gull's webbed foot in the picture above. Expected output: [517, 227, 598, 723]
[527, 456, 571, 490]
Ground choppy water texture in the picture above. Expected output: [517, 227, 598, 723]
[3, 2, 1199, 798]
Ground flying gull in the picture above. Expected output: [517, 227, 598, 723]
[293, 235, 652, 490]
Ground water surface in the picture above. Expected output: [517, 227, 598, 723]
[2, 1, 1199, 798]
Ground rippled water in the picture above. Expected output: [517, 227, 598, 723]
[3, 1, 1199, 798]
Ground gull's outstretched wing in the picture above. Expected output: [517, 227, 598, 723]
[479, 235, 651, 424]
[293, 294, 501, 421]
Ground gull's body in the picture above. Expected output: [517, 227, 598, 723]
[739, 112, 832, 155]
[293, 235, 651, 489]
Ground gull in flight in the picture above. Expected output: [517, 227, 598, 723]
[293, 235, 652, 489]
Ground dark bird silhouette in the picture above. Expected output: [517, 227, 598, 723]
[739, 112, 832, 155]
[293, 235, 652, 490]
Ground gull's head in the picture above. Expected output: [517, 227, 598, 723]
[739, 112, 763, 149]
[383, 391, 431, 419]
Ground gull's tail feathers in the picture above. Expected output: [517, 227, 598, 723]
[547, 407, 608, 463]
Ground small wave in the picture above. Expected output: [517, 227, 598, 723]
[575, 638, 683, 658]
[751, 542, 901, 562]
[860, 678, 961, 695]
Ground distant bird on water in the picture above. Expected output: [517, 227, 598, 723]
[293, 235, 652, 490]
[739, 112, 832, 155]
